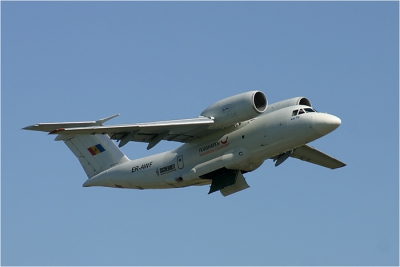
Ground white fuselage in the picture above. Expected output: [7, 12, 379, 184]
[83, 105, 341, 189]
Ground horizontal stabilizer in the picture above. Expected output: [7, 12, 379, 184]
[291, 144, 346, 169]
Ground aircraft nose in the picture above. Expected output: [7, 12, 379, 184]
[312, 114, 341, 136]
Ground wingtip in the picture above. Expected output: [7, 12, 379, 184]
[22, 125, 36, 130]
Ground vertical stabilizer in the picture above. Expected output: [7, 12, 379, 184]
[57, 134, 130, 178]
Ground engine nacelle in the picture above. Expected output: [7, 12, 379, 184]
[264, 97, 312, 114]
[200, 91, 267, 128]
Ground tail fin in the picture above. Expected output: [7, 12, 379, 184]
[56, 134, 130, 178]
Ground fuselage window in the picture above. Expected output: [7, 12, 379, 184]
[292, 110, 298, 116]
[298, 109, 305, 115]
[304, 108, 315, 113]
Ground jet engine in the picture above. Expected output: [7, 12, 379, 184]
[264, 97, 312, 114]
[200, 91, 267, 128]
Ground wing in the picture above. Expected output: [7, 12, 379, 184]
[23, 114, 121, 132]
[290, 144, 346, 169]
[24, 114, 215, 149]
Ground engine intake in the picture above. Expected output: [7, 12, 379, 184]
[201, 91, 267, 128]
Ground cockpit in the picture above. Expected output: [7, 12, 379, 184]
[292, 108, 318, 116]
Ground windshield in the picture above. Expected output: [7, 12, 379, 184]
[304, 108, 316, 113]
[292, 108, 318, 116]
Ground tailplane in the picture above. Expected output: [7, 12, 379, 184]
[56, 134, 130, 178]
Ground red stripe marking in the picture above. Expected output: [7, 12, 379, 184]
[87, 147, 96, 155]
[49, 128, 65, 134]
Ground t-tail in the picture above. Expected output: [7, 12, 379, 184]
[23, 114, 129, 179]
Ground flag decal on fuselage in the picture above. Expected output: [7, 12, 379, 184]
[88, 144, 105, 155]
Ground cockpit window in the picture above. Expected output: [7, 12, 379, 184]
[292, 108, 317, 116]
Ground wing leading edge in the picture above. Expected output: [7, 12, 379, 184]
[24, 115, 215, 148]
[290, 144, 346, 169]
[23, 114, 121, 132]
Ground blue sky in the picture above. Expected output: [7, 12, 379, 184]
[2, 2, 399, 266]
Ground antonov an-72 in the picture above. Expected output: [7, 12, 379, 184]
[24, 91, 345, 196]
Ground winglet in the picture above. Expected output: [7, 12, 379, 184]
[95, 114, 120, 126]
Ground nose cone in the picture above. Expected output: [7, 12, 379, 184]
[312, 114, 341, 136]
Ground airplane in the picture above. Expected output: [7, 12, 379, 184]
[23, 91, 346, 196]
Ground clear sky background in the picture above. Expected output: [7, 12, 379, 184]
[1, 2, 399, 266]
